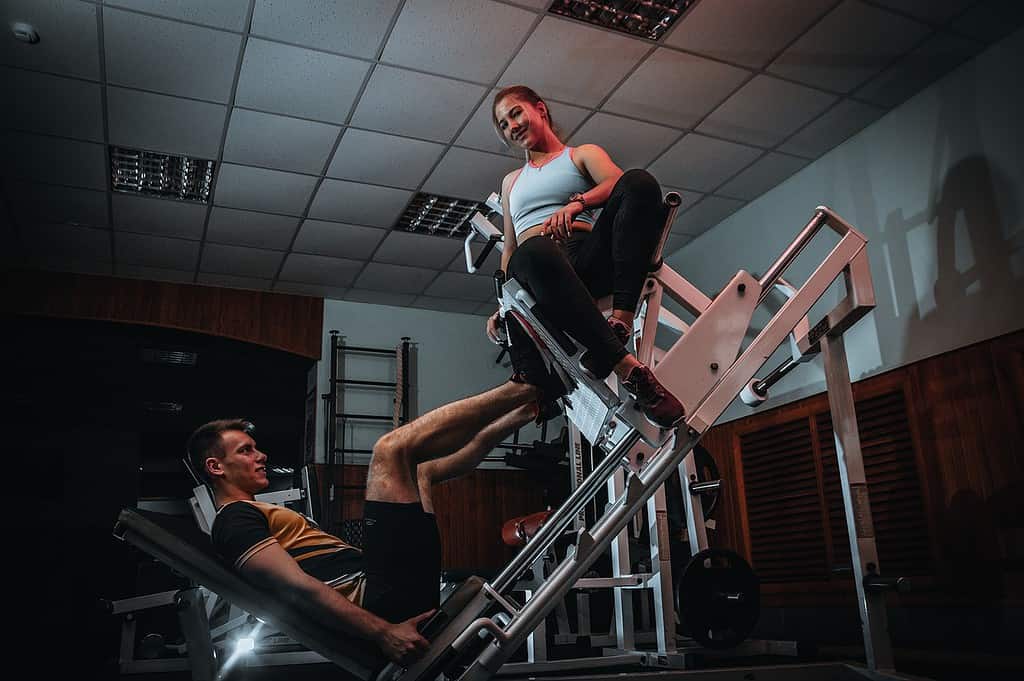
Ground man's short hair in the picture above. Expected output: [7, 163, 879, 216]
[186, 419, 252, 483]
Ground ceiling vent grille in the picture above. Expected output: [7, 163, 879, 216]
[548, 0, 694, 41]
[395, 192, 482, 238]
[110, 146, 216, 203]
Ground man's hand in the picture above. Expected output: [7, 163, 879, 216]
[377, 610, 434, 664]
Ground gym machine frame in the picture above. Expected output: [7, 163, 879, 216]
[378, 199, 901, 681]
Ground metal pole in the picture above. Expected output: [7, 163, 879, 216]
[820, 333, 894, 672]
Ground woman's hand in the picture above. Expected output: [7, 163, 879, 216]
[486, 310, 505, 345]
[541, 201, 583, 241]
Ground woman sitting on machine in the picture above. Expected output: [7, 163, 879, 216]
[484, 85, 684, 429]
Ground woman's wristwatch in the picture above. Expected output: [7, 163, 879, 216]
[568, 192, 587, 210]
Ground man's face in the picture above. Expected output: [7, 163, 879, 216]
[209, 430, 269, 494]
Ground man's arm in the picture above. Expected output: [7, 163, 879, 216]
[240, 542, 431, 663]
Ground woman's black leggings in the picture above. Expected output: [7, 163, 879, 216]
[507, 169, 667, 378]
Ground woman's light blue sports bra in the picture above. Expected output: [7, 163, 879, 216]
[507, 147, 596, 240]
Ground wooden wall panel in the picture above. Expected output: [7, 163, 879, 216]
[704, 329, 1024, 607]
[3, 269, 323, 358]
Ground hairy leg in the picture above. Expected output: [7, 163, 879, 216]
[366, 380, 538, 503]
[417, 403, 536, 513]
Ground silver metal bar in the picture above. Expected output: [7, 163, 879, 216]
[758, 209, 828, 301]
[491, 430, 641, 592]
[821, 333, 895, 672]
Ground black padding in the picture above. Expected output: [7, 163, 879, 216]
[114, 508, 387, 681]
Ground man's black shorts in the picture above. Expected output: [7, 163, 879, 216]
[361, 500, 441, 623]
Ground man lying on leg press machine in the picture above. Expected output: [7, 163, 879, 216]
[187, 380, 545, 666]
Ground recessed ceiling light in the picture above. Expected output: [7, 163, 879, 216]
[395, 192, 482, 238]
[110, 146, 216, 203]
[548, 0, 695, 41]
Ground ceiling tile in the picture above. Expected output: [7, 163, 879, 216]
[279, 252, 364, 287]
[422, 147, 520, 200]
[103, 8, 241, 103]
[116, 232, 200, 270]
[952, 1, 1024, 43]
[717, 152, 809, 201]
[21, 222, 111, 260]
[116, 263, 196, 283]
[779, 99, 886, 158]
[664, 0, 834, 69]
[697, 75, 838, 148]
[672, 196, 745, 237]
[870, 0, 975, 24]
[224, 109, 340, 174]
[569, 114, 680, 170]
[106, 0, 252, 31]
[250, 0, 403, 58]
[309, 179, 412, 227]
[274, 280, 348, 299]
[423, 271, 495, 301]
[0, 133, 107, 190]
[112, 193, 208, 239]
[206, 207, 299, 250]
[107, 87, 226, 158]
[604, 49, 751, 129]
[0, 0, 100, 79]
[373, 231, 464, 269]
[6, 182, 109, 228]
[767, 0, 932, 93]
[475, 300, 499, 315]
[200, 243, 284, 278]
[345, 289, 417, 306]
[383, 0, 535, 82]
[411, 296, 481, 314]
[196, 272, 274, 291]
[854, 32, 982, 108]
[3, 67, 103, 142]
[499, 16, 650, 108]
[292, 220, 386, 259]
[328, 129, 446, 189]
[235, 39, 370, 123]
[350, 65, 486, 142]
[214, 164, 318, 216]
[649, 134, 762, 192]
[354, 262, 438, 294]
[457, 90, 589, 156]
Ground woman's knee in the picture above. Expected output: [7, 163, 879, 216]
[617, 169, 661, 199]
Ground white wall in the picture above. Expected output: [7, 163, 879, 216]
[314, 299, 551, 464]
[666, 27, 1024, 423]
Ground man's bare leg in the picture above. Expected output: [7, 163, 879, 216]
[417, 403, 536, 513]
[366, 380, 538, 504]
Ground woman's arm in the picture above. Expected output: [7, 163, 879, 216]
[543, 144, 623, 240]
[571, 143, 623, 209]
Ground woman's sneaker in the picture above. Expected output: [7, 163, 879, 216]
[622, 364, 685, 428]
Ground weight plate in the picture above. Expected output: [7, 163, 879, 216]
[678, 548, 760, 649]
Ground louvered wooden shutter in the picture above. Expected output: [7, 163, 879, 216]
[817, 389, 931, 577]
[740, 418, 829, 582]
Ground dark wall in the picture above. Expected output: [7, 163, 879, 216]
[6, 315, 312, 676]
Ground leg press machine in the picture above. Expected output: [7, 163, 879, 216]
[113, 193, 918, 680]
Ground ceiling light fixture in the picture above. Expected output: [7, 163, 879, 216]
[110, 146, 216, 203]
[11, 22, 40, 44]
[548, 0, 695, 41]
[395, 192, 482, 238]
